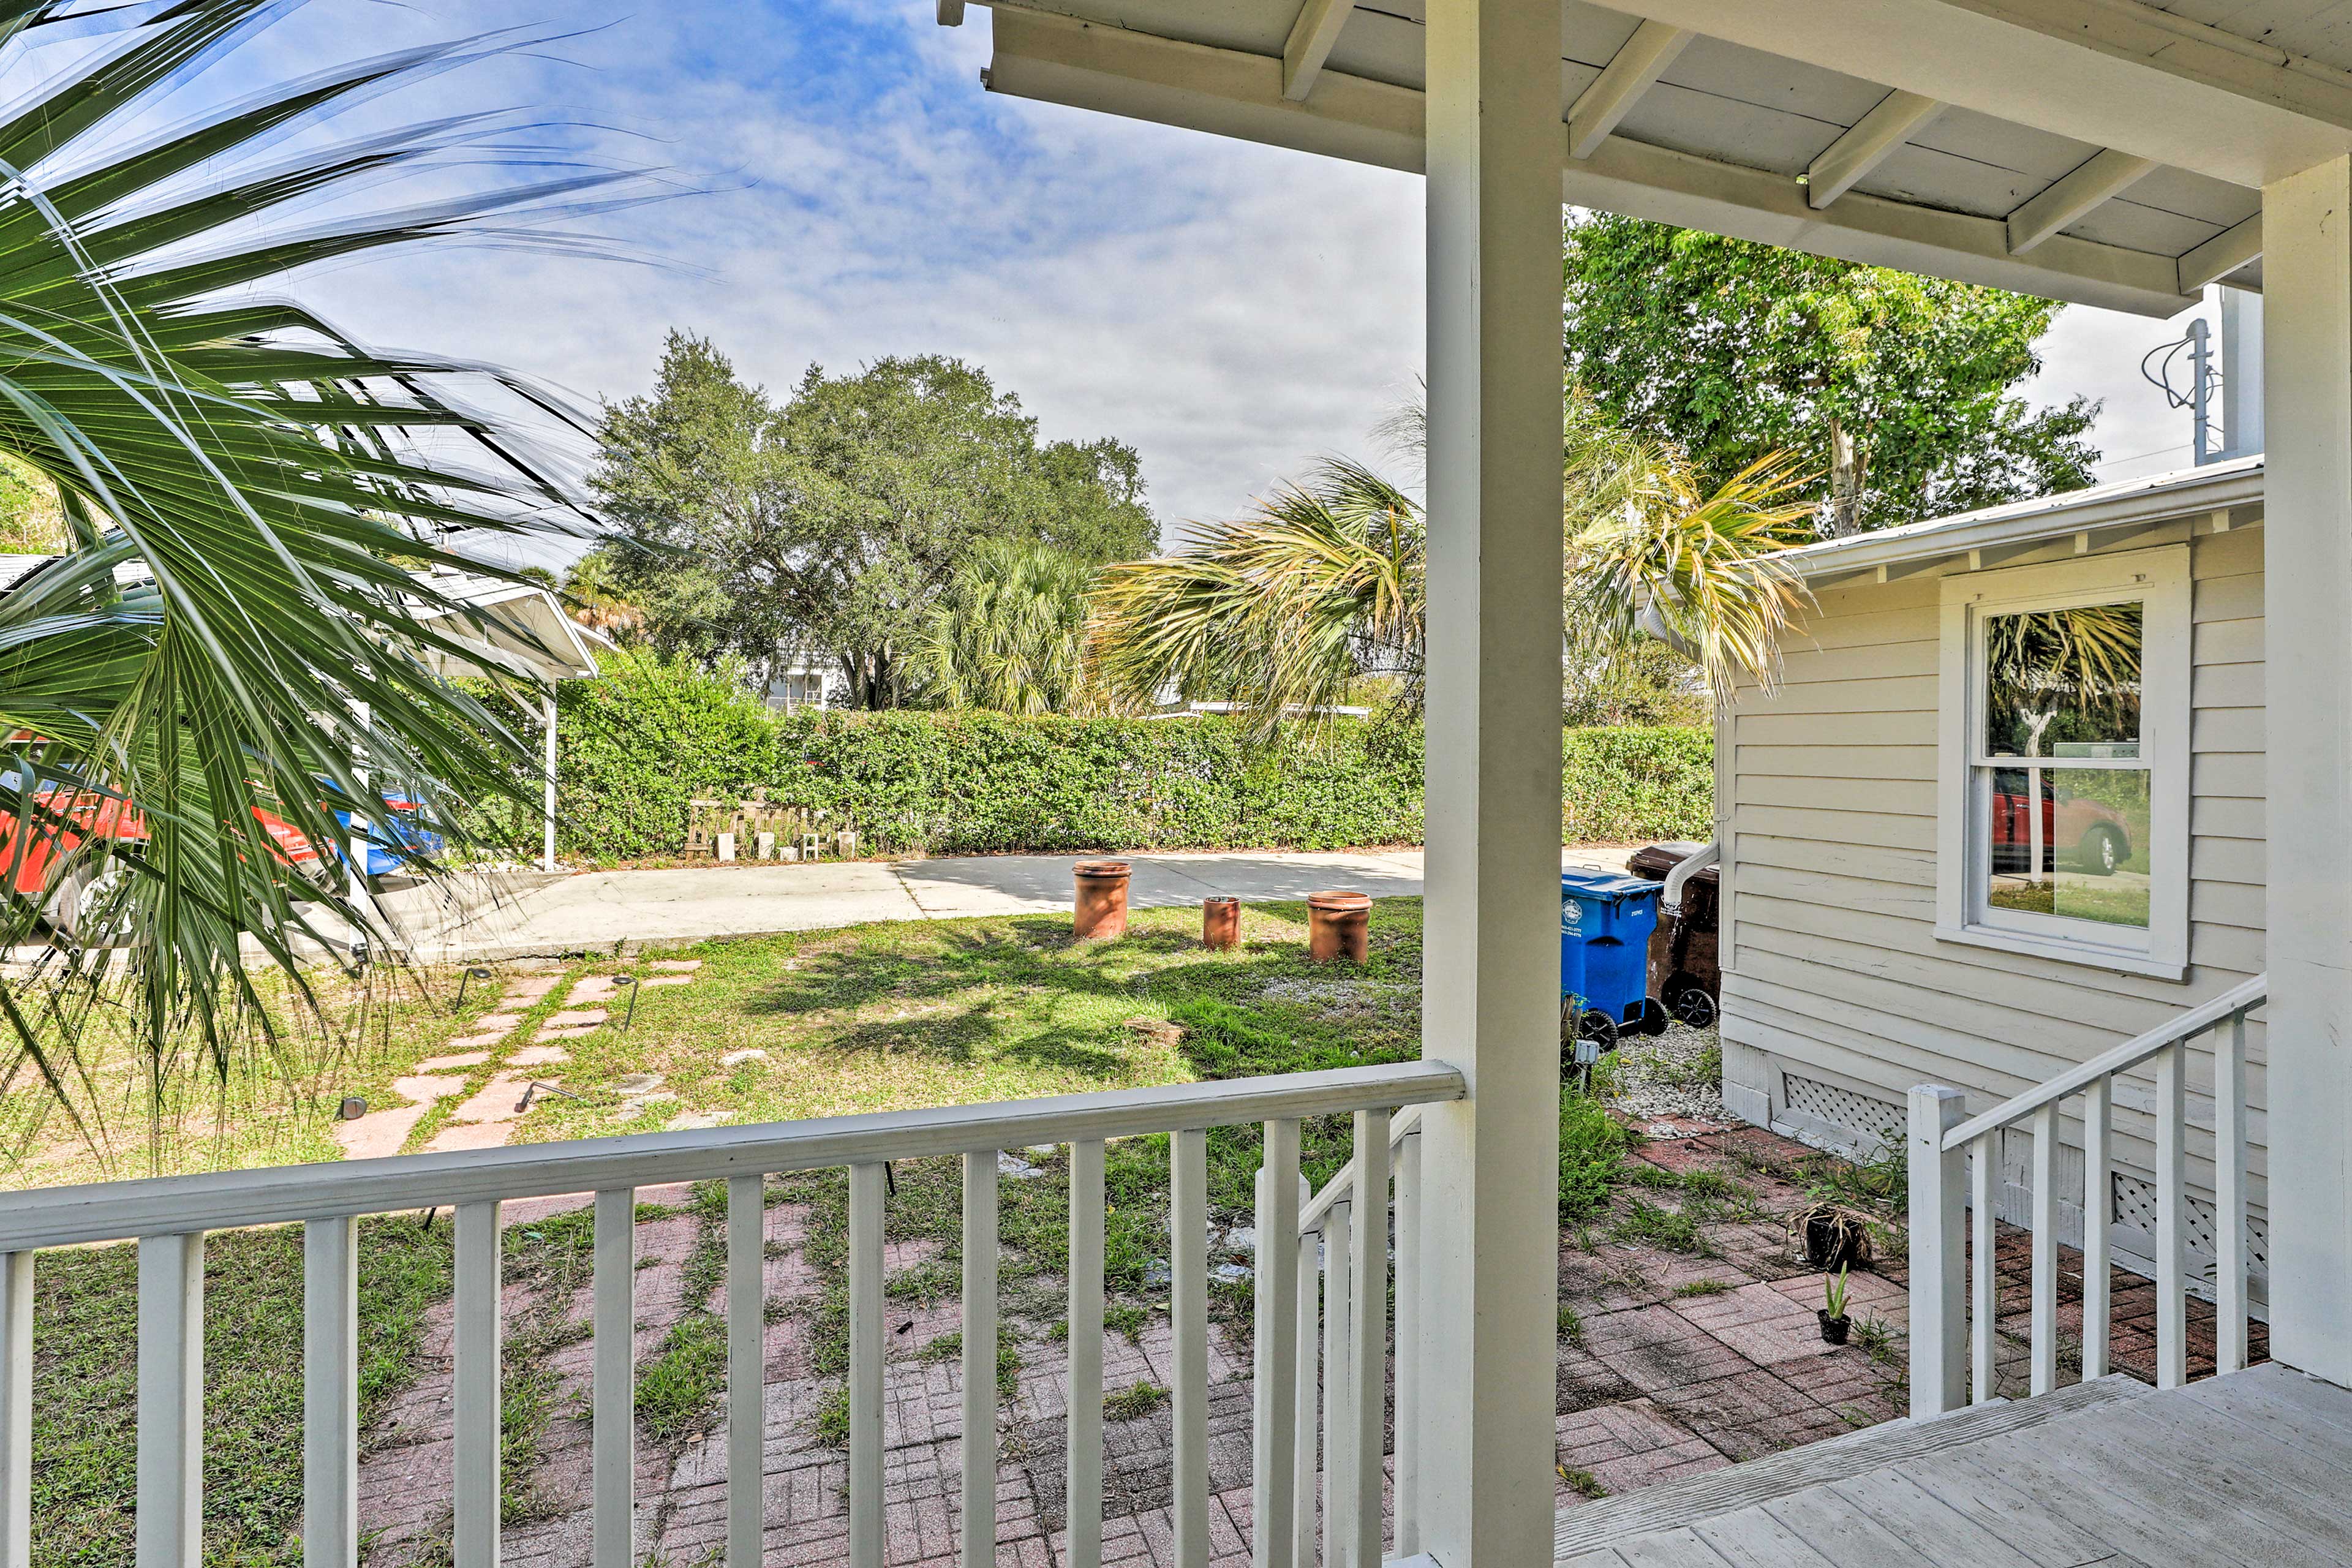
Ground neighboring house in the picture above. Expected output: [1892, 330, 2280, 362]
[1714, 458, 2264, 1297]
[762, 649, 841, 712]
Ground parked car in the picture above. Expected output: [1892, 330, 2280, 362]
[1991, 779, 2133, 876]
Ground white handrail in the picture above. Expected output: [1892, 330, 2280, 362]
[0, 1060, 1464, 1251]
[1941, 973, 2267, 1150]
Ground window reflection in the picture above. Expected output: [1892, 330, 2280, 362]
[1981, 766, 2151, 930]
[1984, 603, 2143, 758]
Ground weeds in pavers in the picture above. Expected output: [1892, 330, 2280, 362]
[1558, 1304, 1585, 1347]
[634, 1183, 733, 1447]
[814, 1385, 851, 1449]
[1852, 1314, 1900, 1366]
[918, 1328, 1023, 1400]
[1558, 1466, 1610, 1499]
[1105, 1382, 1170, 1422]
[25, 1216, 451, 1566]
[1561, 1091, 1634, 1222]
[1105, 1302, 1152, 1343]
[1673, 1278, 1734, 1298]
[497, 1208, 605, 1524]
[1612, 1196, 1714, 1256]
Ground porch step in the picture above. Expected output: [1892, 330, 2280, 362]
[1551, 1374, 2150, 1561]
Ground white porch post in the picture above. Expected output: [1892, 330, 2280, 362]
[541, 687, 559, 875]
[2261, 157, 2352, 1387]
[1416, 0, 1566, 1561]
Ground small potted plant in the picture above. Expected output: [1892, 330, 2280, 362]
[1819, 1265, 1852, 1345]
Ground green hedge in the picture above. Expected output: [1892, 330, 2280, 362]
[532, 656, 1710, 862]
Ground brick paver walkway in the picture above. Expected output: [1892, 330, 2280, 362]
[351, 1115, 2253, 1567]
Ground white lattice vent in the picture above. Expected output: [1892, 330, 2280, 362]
[1782, 1073, 1903, 1145]
[2112, 1172, 2269, 1272]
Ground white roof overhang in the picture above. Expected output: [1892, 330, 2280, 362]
[946, 0, 2352, 317]
[1777, 456, 2263, 588]
[407, 571, 607, 685]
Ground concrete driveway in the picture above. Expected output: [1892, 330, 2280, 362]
[392, 846, 1636, 961]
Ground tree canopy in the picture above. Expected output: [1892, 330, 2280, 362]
[593, 336, 1158, 707]
[1562, 214, 2100, 534]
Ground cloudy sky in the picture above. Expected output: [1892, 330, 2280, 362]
[138, 0, 2227, 563]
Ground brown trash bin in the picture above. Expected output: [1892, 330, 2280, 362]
[1202, 896, 1240, 951]
[1629, 842, 1720, 1008]
[1306, 890, 1371, 963]
[1073, 860, 1133, 940]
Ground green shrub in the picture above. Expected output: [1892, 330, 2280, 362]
[527, 654, 1712, 862]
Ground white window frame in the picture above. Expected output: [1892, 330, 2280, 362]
[1935, 545, 2191, 982]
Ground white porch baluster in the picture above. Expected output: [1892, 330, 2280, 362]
[1906, 1087, 1967, 1416]
[593, 1189, 636, 1568]
[303, 1217, 359, 1568]
[2215, 1014, 2250, 1374]
[137, 1232, 204, 1568]
[1252, 1119, 1302, 1568]
[2155, 1041, 2188, 1389]
[963, 1152, 1001, 1568]
[1322, 1197, 1354, 1568]
[1291, 1219, 1316, 1568]
[2081, 1077, 2113, 1379]
[1068, 1140, 1106, 1568]
[2029, 1102, 2059, 1396]
[848, 1164, 886, 1568]
[1390, 1129, 1422, 1555]
[1348, 1110, 1390, 1568]
[453, 1204, 500, 1568]
[729, 1174, 769, 1568]
[1970, 1136, 1996, 1403]
[1169, 1131, 1210, 1568]
[1, 1251, 28, 1568]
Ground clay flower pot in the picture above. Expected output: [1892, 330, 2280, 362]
[1202, 895, 1240, 951]
[1306, 890, 1372, 963]
[1072, 859, 1133, 940]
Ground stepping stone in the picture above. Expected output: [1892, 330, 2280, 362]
[999, 1151, 1046, 1179]
[334, 1104, 429, 1160]
[649, 959, 703, 972]
[666, 1110, 734, 1132]
[566, 976, 620, 1006]
[416, 1050, 490, 1071]
[719, 1049, 767, 1067]
[466, 1013, 524, 1037]
[616, 1072, 665, 1094]
[502, 975, 562, 1004]
[641, 975, 693, 989]
[445, 1033, 511, 1053]
[507, 1044, 571, 1066]
[450, 1072, 529, 1125]
[535, 1023, 603, 1042]
[542, 1008, 606, 1030]
[426, 1121, 514, 1153]
[391, 1074, 470, 1104]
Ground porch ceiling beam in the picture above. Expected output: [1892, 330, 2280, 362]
[1581, 0, 2352, 189]
[2179, 214, 2264, 292]
[1281, 0, 1352, 104]
[1566, 20, 1692, 159]
[981, 7, 2199, 317]
[1806, 89, 1945, 209]
[2007, 148, 2159, 254]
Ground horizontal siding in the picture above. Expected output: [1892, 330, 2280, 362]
[1722, 520, 2267, 1205]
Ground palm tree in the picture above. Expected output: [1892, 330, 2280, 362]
[921, 541, 1099, 715]
[0, 1, 635, 1128]
[1088, 394, 1813, 729]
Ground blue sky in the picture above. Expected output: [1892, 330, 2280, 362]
[65, 0, 2217, 562]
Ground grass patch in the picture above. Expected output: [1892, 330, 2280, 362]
[1672, 1278, 1733, 1298]
[1560, 1092, 1632, 1223]
[1559, 1466, 1610, 1500]
[28, 1216, 451, 1567]
[1104, 1382, 1170, 1422]
[1612, 1196, 1713, 1256]
[1557, 1304, 1585, 1347]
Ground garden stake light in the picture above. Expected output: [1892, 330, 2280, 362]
[454, 965, 492, 1011]
[612, 973, 639, 1028]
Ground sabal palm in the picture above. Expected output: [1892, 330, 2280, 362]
[1090, 458, 1422, 728]
[0, 1, 621, 1119]
[1090, 397, 1812, 728]
[922, 541, 1098, 715]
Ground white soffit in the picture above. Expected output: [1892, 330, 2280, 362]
[956, 0, 2304, 316]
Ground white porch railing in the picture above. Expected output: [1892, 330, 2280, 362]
[1907, 974, 2266, 1417]
[0, 1060, 1463, 1568]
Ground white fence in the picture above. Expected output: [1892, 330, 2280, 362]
[1907, 974, 2266, 1415]
[0, 1060, 1464, 1568]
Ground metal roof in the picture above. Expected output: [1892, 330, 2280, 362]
[1776, 455, 2263, 583]
[943, 0, 2339, 317]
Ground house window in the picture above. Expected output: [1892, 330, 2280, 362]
[1936, 546, 2190, 980]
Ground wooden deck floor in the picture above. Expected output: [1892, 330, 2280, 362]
[1557, 1365, 2352, 1567]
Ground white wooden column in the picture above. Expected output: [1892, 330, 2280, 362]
[2262, 156, 2352, 1389]
[1416, 0, 1567, 1559]
[541, 687, 559, 874]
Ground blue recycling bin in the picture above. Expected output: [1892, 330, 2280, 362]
[1561, 867, 1664, 1038]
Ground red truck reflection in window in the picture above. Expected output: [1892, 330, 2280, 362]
[1991, 778, 2132, 878]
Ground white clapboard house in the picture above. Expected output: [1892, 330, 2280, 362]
[12, 4, 2352, 1567]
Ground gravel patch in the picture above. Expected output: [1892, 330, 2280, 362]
[1599, 1022, 1725, 1126]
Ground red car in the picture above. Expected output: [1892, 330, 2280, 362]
[1991, 782, 2133, 877]
[2, 740, 324, 940]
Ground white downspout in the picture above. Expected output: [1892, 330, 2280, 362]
[1662, 840, 1717, 913]
[541, 687, 558, 875]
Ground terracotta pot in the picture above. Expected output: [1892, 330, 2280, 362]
[1072, 859, 1133, 940]
[1306, 889, 1372, 963]
[1202, 895, 1240, 950]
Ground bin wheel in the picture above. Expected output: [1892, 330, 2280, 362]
[1578, 1009, 1620, 1052]
[1664, 973, 1716, 1030]
[1637, 998, 1671, 1038]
